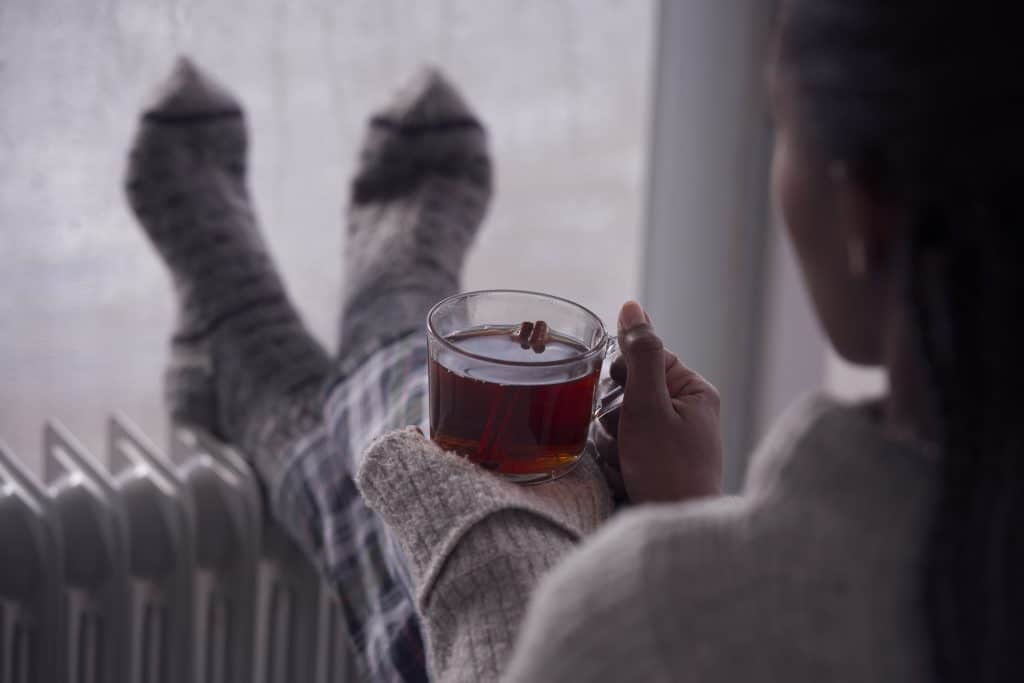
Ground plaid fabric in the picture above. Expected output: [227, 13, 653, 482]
[273, 333, 431, 682]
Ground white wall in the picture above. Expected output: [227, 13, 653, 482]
[0, 0, 655, 471]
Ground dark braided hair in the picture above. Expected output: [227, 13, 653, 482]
[777, 2, 1024, 681]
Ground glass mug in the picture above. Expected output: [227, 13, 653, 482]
[427, 290, 623, 484]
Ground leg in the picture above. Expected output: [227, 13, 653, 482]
[125, 60, 490, 682]
[125, 58, 420, 681]
[124, 57, 330, 490]
[280, 68, 493, 680]
[126, 58, 436, 677]
[278, 336, 432, 681]
[337, 67, 492, 377]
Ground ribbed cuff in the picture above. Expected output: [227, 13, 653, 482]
[356, 428, 613, 606]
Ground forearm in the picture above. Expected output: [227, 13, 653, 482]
[425, 511, 578, 681]
[357, 428, 614, 680]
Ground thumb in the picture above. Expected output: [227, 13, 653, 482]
[617, 301, 670, 412]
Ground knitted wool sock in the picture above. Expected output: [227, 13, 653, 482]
[124, 58, 330, 474]
[337, 67, 492, 376]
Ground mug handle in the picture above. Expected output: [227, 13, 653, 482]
[593, 385, 624, 421]
[593, 336, 624, 421]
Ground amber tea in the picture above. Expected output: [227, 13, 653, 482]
[429, 325, 601, 477]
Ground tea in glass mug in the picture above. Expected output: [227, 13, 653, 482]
[427, 290, 622, 484]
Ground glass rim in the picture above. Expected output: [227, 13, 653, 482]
[426, 289, 610, 368]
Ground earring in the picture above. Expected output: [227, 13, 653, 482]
[847, 237, 867, 277]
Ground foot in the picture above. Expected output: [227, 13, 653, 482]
[338, 67, 493, 375]
[124, 57, 330, 467]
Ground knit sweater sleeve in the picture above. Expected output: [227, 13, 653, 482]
[355, 427, 615, 682]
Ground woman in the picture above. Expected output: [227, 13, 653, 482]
[127, 1, 1020, 681]
[355, 2, 1022, 681]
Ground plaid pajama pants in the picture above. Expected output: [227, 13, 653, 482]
[272, 334, 431, 682]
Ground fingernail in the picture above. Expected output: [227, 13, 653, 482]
[618, 301, 648, 331]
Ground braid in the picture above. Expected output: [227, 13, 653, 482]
[779, 2, 1024, 680]
[911, 199, 1024, 681]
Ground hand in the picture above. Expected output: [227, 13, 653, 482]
[610, 301, 722, 503]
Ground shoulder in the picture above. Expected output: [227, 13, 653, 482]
[504, 395, 939, 682]
[536, 493, 751, 603]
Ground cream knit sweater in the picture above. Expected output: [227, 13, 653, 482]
[356, 395, 938, 682]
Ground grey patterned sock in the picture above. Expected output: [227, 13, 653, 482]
[124, 58, 330, 472]
[337, 68, 492, 376]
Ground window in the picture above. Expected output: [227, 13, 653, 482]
[0, 1, 654, 468]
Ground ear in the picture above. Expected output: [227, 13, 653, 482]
[828, 161, 900, 276]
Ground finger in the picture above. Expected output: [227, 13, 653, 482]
[617, 301, 671, 412]
[593, 420, 619, 467]
[596, 376, 622, 435]
[599, 404, 620, 430]
[665, 357, 719, 406]
[599, 404, 621, 436]
[610, 353, 628, 386]
[591, 419, 625, 499]
[610, 345, 682, 392]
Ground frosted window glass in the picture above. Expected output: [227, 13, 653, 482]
[0, 0, 654, 470]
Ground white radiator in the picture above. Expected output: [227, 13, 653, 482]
[0, 417, 356, 683]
